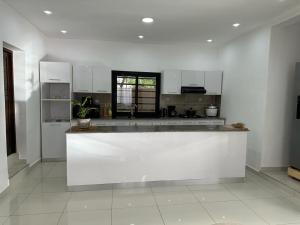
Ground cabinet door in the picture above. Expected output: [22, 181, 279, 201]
[181, 70, 205, 87]
[92, 66, 112, 93]
[73, 65, 93, 93]
[40, 62, 72, 83]
[42, 122, 70, 159]
[161, 70, 181, 95]
[205, 71, 223, 95]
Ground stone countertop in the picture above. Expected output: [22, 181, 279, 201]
[66, 125, 249, 134]
[72, 117, 226, 122]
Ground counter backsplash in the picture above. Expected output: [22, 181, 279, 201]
[160, 94, 221, 116]
[73, 93, 221, 117]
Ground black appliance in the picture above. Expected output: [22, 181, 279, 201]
[181, 87, 207, 94]
[167, 105, 177, 117]
[72, 96, 100, 119]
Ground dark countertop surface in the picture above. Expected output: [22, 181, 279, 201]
[67, 125, 249, 134]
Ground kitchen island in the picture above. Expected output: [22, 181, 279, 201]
[66, 125, 248, 189]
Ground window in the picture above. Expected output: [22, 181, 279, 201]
[112, 71, 161, 118]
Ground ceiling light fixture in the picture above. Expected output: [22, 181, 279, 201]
[61, 30, 68, 34]
[142, 17, 154, 23]
[232, 23, 240, 28]
[43, 10, 52, 15]
[207, 39, 213, 43]
[138, 35, 144, 39]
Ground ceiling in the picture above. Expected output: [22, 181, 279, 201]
[5, 0, 300, 44]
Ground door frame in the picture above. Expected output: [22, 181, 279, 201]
[3, 47, 17, 156]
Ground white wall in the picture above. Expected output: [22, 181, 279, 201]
[0, 0, 45, 193]
[219, 27, 272, 171]
[262, 23, 300, 168]
[45, 38, 220, 72]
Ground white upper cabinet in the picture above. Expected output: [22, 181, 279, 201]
[73, 65, 93, 93]
[40, 62, 72, 83]
[92, 66, 112, 93]
[161, 70, 181, 95]
[205, 71, 223, 95]
[181, 70, 205, 87]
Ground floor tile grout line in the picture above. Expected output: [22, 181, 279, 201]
[240, 198, 271, 225]
[189, 187, 218, 224]
[150, 185, 167, 225]
[111, 188, 113, 225]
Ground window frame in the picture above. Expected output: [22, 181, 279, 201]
[112, 70, 161, 118]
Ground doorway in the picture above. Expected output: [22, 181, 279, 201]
[3, 48, 17, 156]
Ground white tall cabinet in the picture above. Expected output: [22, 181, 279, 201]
[40, 62, 72, 160]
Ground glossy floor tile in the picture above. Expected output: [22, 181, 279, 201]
[192, 185, 238, 202]
[224, 182, 276, 200]
[66, 190, 112, 211]
[202, 200, 268, 225]
[154, 191, 198, 205]
[112, 207, 164, 225]
[159, 203, 214, 225]
[4, 213, 61, 225]
[0, 194, 28, 216]
[244, 197, 300, 225]
[112, 192, 156, 208]
[13, 192, 71, 215]
[0, 217, 7, 225]
[1, 162, 300, 225]
[59, 210, 111, 225]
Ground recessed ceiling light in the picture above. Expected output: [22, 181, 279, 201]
[142, 17, 154, 23]
[207, 39, 213, 43]
[61, 30, 68, 34]
[138, 35, 144, 39]
[43, 10, 52, 15]
[233, 23, 240, 28]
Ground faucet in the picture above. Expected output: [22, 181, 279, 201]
[130, 104, 137, 119]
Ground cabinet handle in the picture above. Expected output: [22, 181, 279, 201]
[96, 90, 107, 93]
[77, 90, 89, 92]
[49, 78, 61, 81]
[168, 91, 177, 94]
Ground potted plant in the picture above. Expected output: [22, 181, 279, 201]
[72, 96, 97, 129]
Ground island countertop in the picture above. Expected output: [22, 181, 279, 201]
[66, 125, 249, 134]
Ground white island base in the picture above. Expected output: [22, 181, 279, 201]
[67, 126, 248, 190]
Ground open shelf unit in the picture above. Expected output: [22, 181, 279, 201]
[40, 61, 72, 160]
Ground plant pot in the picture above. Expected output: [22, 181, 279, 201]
[77, 118, 91, 129]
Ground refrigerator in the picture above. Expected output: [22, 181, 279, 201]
[290, 63, 300, 170]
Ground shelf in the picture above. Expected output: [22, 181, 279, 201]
[41, 99, 71, 102]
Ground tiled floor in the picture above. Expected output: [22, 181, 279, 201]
[262, 169, 300, 193]
[7, 154, 28, 178]
[1, 162, 300, 225]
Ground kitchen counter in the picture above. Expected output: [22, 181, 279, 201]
[66, 123, 248, 189]
[67, 125, 248, 134]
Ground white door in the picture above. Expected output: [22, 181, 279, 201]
[181, 70, 205, 87]
[40, 62, 72, 83]
[205, 71, 223, 95]
[73, 65, 93, 93]
[92, 66, 112, 93]
[161, 70, 181, 95]
[42, 122, 70, 159]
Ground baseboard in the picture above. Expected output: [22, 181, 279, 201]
[246, 165, 260, 173]
[42, 158, 66, 162]
[0, 183, 9, 196]
[260, 167, 288, 172]
[68, 177, 245, 192]
[29, 159, 41, 167]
